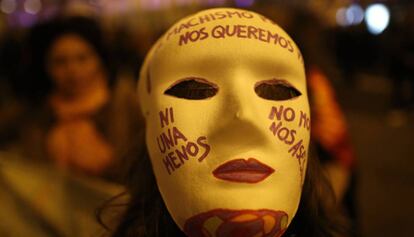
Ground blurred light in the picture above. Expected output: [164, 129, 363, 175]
[17, 11, 37, 27]
[336, 7, 350, 27]
[1, 0, 17, 14]
[88, 0, 99, 6]
[24, 0, 42, 14]
[365, 3, 390, 35]
[206, 0, 226, 6]
[141, 0, 169, 10]
[176, 0, 192, 6]
[346, 4, 364, 25]
[235, 0, 254, 7]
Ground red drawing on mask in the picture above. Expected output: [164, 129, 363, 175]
[159, 107, 174, 128]
[184, 209, 288, 237]
[213, 158, 274, 183]
[166, 10, 256, 41]
[298, 111, 310, 131]
[289, 139, 307, 184]
[269, 121, 296, 146]
[178, 23, 295, 55]
[267, 106, 308, 185]
[268, 105, 296, 122]
[162, 136, 210, 174]
[179, 27, 209, 46]
[157, 107, 211, 175]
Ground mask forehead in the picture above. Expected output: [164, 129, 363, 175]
[147, 9, 306, 97]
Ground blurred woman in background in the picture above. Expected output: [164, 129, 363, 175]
[18, 16, 141, 180]
[0, 15, 142, 237]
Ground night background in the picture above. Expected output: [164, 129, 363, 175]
[0, 1, 413, 237]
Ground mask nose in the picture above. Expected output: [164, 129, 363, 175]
[207, 90, 268, 157]
[228, 94, 253, 121]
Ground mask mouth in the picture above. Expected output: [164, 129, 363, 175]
[212, 158, 275, 183]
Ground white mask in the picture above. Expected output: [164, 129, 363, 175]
[138, 8, 310, 237]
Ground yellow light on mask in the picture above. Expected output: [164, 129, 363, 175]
[138, 8, 310, 237]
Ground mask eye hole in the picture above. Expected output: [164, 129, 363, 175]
[164, 77, 218, 100]
[255, 79, 302, 101]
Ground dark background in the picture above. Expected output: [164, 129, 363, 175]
[0, 1, 413, 237]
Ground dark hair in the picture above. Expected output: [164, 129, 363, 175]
[98, 138, 350, 237]
[19, 16, 114, 104]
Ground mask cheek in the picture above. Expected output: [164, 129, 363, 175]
[147, 106, 212, 176]
[265, 104, 310, 184]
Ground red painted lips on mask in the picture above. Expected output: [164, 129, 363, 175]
[184, 209, 288, 237]
[213, 158, 275, 183]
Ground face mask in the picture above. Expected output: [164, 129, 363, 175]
[138, 8, 310, 237]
